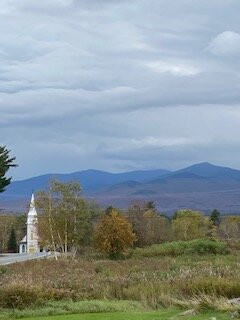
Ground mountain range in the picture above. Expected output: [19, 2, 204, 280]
[2, 162, 240, 214]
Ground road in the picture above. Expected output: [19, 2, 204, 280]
[0, 252, 54, 265]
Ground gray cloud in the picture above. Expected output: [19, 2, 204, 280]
[1, 0, 240, 179]
[209, 31, 240, 56]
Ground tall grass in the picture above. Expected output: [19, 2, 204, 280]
[0, 241, 239, 311]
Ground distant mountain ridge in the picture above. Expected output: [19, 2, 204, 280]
[2, 162, 240, 214]
[5, 168, 171, 196]
[98, 162, 240, 196]
[175, 162, 240, 179]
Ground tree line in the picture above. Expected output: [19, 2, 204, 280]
[1, 179, 240, 256]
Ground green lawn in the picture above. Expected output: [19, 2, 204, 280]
[19, 310, 230, 320]
[0, 301, 232, 320]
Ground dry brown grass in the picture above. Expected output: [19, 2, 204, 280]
[0, 251, 239, 310]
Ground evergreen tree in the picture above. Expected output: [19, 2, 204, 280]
[172, 211, 179, 220]
[210, 209, 221, 226]
[145, 201, 157, 212]
[0, 146, 17, 193]
[7, 228, 18, 253]
[105, 205, 115, 215]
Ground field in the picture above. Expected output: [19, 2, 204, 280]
[0, 240, 240, 320]
[0, 240, 239, 319]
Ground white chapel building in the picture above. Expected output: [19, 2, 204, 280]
[19, 194, 40, 254]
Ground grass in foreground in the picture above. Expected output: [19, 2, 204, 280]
[21, 311, 230, 320]
[0, 304, 231, 320]
[0, 300, 144, 319]
[0, 300, 233, 320]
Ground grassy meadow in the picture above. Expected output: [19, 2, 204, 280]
[0, 240, 239, 319]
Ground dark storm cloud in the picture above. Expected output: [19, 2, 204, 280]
[1, 0, 240, 179]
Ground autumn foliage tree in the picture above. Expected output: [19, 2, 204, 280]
[93, 209, 136, 258]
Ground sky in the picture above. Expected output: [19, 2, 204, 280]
[1, 0, 240, 180]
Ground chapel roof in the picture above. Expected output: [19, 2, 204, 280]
[20, 235, 27, 243]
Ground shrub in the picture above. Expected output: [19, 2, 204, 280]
[0, 284, 43, 309]
[0, 283, 75, 309]
[133, 239, 229, 257]
[187, 239, 229, 255]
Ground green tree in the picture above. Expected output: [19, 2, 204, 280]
[93, 209, 136, 258]
[36, 179, 101, 257]
[0, 146, 17, 193]
[218, 216, 240, 241]
[7, 228, 18, 253]
[14, 214, 27, 243]
[210, 209, 221, 226]
[0, 214, 26, 253]
[172, 211, 178, 220]
[0, 215, 15, 253]
[173, 210, 212, 241]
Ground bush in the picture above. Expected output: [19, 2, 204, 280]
[187, 239, 229, 255]
[133, 239, 229, 257]
[0, 284, 43, 309]
[0, 283, 75, 309]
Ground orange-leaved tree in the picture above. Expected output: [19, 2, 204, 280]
[93, 209, 136, 258]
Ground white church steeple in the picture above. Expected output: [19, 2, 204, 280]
[30, 193, 35, 208]
[19, 193, 40, 254]
[28, 193, 37, 218]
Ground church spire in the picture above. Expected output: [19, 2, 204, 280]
[30, 193, 35, 209]
[28, 193, 37, 216]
